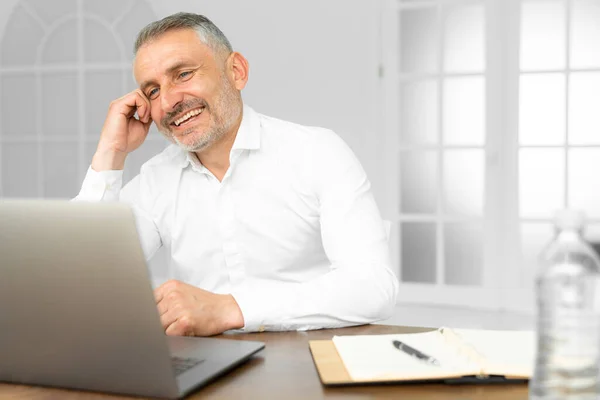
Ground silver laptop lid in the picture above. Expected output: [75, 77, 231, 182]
[0, 200, 179, 398]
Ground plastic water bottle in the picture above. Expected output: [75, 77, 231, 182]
[530, 210, 600, 399]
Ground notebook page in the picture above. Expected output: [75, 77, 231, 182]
[450, 328, 536, 377]
[332, 330, 478, 381]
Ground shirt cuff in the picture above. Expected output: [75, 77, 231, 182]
[75, 166, 123, 201]
[230, 279, 298, 333]
[231, 285, 266, 333]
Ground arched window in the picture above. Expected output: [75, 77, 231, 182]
[0, 0, 166, 198]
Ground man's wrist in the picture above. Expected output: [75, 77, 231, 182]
[91, 148, 127, 171]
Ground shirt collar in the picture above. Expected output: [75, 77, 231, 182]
[171, 103, 261, 169]
[232, 104, 261, 152]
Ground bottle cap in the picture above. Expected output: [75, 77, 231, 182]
[554, 209, 585, 231]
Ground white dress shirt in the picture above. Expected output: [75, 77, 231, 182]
[75, 105, 398, 332]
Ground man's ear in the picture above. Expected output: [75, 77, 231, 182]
[227, 52, 249, 90]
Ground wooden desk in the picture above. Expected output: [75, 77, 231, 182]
[0, 325, 529, 399]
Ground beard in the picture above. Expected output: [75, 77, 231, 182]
[157, 75, 242, 153]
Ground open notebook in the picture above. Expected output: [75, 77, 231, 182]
[309, 327, 535, 385]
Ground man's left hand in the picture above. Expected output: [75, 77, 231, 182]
[154, 280, 245, 336]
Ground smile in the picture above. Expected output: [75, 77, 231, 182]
[173, 107, 204, 126]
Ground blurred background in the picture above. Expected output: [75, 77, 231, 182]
[1, 0, 599, 329]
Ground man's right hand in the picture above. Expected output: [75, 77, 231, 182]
[91, 89, 153, 171]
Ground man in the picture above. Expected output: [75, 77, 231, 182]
[75, 12, 398, 336]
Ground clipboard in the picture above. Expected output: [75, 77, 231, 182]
[309, 340, 353, 385]
[308, 337, 531, 386]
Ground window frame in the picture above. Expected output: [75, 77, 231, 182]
[380, 0, 522, 310]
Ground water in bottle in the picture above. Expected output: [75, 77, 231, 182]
[530, 210, 600, 399]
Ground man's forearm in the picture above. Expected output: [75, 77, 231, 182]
[91, 148, 127, 171]
[231, 263, 398, 332]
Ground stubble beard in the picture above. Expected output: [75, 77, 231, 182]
[158, 75, 242, 153]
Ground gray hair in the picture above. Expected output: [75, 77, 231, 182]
[134, 12, 233, 58]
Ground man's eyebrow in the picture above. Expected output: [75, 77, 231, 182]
[139, 62, 200, 93]
[139, 79, 156, 93]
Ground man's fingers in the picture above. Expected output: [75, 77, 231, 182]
[117, 90, 151, 122]
[142, 117, 153, 129]
[156, 298, 169, 316]
[133, 89, 151, 123]
[160, 307, 179, 331]
[154, 279, 178, 303]
[154, 280, 198, 336]
[155, 280, 185, 300]
[165, 322, 180, 336]
[153, 287, 164, 304]
[163, 313, 195, 336]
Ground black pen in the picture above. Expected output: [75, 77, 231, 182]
[392, 340, 441, 366]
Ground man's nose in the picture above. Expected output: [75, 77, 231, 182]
[161, 85, 184, 112]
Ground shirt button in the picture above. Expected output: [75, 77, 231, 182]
[258, 325, 266, 332]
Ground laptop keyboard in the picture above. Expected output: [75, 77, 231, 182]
[171, 356, 204, 376]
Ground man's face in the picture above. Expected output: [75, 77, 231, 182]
[133, 29, 241, 152]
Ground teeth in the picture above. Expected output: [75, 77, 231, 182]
[174, 108, 203, 126]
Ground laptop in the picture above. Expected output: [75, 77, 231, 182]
[0, 200, 264, 399]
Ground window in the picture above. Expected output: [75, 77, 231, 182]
[383, 0, 496, 308]
[0, 0, 165, 199]
[383, 0, 600, 311]
[517, 0, 600, 310]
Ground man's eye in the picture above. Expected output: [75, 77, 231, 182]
[178, 71, 193, 80]
[148, 88, 159, 99]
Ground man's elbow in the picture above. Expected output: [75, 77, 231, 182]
[376, 276, 399, 321]
[360, 267, 399, 323]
